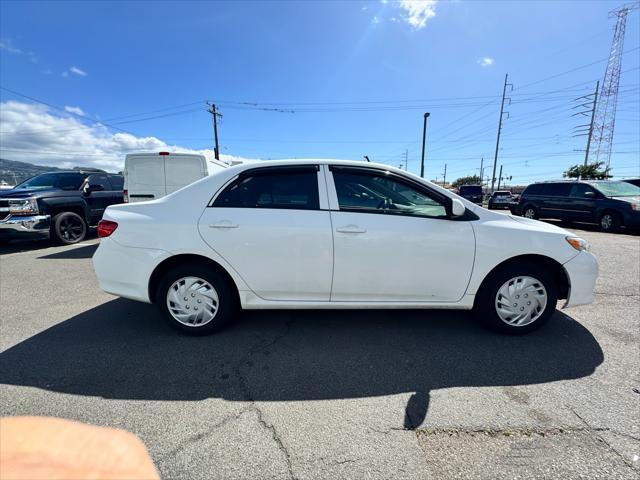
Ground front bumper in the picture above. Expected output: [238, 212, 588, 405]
[0, 214, 51, 240]
[562, 251, 599, 308]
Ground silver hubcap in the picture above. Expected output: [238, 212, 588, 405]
[601, 215, 612, 229]
[166, 276, 219, 327]
[495, 276, 547, 327]
[524, 208, 536, 219]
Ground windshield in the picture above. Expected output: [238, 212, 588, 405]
[592, 181, 640, 197]
[15, 173, 83, 191]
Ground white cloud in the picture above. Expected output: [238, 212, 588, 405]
[69, 66, 88, 76]
[397, 0, 437, 29]
[0, 101, 255, 172]
[477, 57, 494, 67]
[372, 15, 381, 24]
[0, 39, 22, 54]
[64, 106, 85, 116]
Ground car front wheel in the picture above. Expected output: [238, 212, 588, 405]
[474, 262, 557, 334]
[157, 264, 237, 335]
[52, 212, 87, 245]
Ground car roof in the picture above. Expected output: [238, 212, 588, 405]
[227, 158, 411, 174]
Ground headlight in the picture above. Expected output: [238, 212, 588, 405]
[566, 236, 589, 252]
[8, 198, 39, 215]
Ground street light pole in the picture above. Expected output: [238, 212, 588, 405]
[420, 112, 430, 178]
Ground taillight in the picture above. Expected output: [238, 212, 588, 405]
[97, 220, 118, 238]
[123, 189, 129, 203]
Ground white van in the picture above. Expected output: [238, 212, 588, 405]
[123, 152, 228, 203]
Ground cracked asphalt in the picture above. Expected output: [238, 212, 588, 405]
[1, 224, 638, 479]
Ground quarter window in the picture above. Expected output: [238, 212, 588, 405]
[213, 168, 320, 210]
[332, 170, 447, 218]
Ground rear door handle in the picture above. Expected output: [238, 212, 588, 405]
[209, 221, 238, 229]
[336, 225, 366, 234]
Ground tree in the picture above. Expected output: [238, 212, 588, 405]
[451, 175, 481, 189]
[563, 162, 611, 180]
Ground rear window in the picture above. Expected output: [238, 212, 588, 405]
[213, 167, 319, 210]
[459, 185, 482, 195]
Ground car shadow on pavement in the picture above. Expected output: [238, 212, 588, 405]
[37, 243, 98, 260]
[0, 299, 604, 430]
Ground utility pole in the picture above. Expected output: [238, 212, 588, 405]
[589, 3, 638, 168]
[207, 103, 222, 160]
[584, 81, 599, 166]
[571, 81, 600, 167]
[490, 74, 512, 194]
[442, 164, 447, 187]
[479, 157, 484, 185]
[497, 164, 503, 190]
[403, 149, 408, 170]
[420, 112, 430, 178]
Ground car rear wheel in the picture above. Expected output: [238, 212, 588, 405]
[157, 264, 237, 335]
[599, 212, 621, 233]
[474, 262, 557, 334]
[522, 206, 538, 220]
[52, 212, 87, 245]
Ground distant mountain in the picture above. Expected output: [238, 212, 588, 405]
[0, 159, 105, 186]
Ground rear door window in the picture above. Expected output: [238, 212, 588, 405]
[87, 174, 112, 191]
[545, 183, 570, 197]
[213, 166, 320, 210]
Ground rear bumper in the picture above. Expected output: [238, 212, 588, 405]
[92, 237, 170, 303]
[0, 214, 51, 240]
[562, 251, 598, 308]
[623, 211, 640, 230]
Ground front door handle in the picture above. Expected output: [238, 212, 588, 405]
[336, 225, 366, 234]
[209, 221, 238, 229]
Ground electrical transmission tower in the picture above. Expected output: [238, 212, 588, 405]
[588, 2, 639, 168]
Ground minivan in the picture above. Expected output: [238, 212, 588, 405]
[513, 180, 639, 232]
[123, 152, 229, 203]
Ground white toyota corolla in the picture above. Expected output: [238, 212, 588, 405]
[93, 160, 598, 335]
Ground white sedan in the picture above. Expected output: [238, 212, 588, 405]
[93, 160, 598, 335]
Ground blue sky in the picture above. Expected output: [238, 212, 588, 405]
[0, 0, 638, 184]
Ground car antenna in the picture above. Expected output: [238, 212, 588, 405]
[364, 155, 371, 162]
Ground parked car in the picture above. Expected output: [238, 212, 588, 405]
[622, 178, 640, 188]
[488, 190, 514, 210]
[458, 184, 483, 205]
[93, 160, 598, 336]
[512, 180, 640, 233]
[124, 152, 228, 203]
[0, 171, 124, 244]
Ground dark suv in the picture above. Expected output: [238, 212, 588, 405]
[458, 185, 483, 205]
[0, 171, 124, 244]
[512, 180, 640, 233]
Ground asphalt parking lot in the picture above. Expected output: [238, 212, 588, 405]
[1, 224, 638, 479]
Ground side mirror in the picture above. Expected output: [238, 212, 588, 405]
[450, 198, 466, 217]
[84, 184, 104, 194]
[584, 191, 595, 198]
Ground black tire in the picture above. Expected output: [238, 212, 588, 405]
[473, 262, 558, 334]
[599, 211, 621, 233]
[157, 263, 238, 335]
[51, 212, 87, 245]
